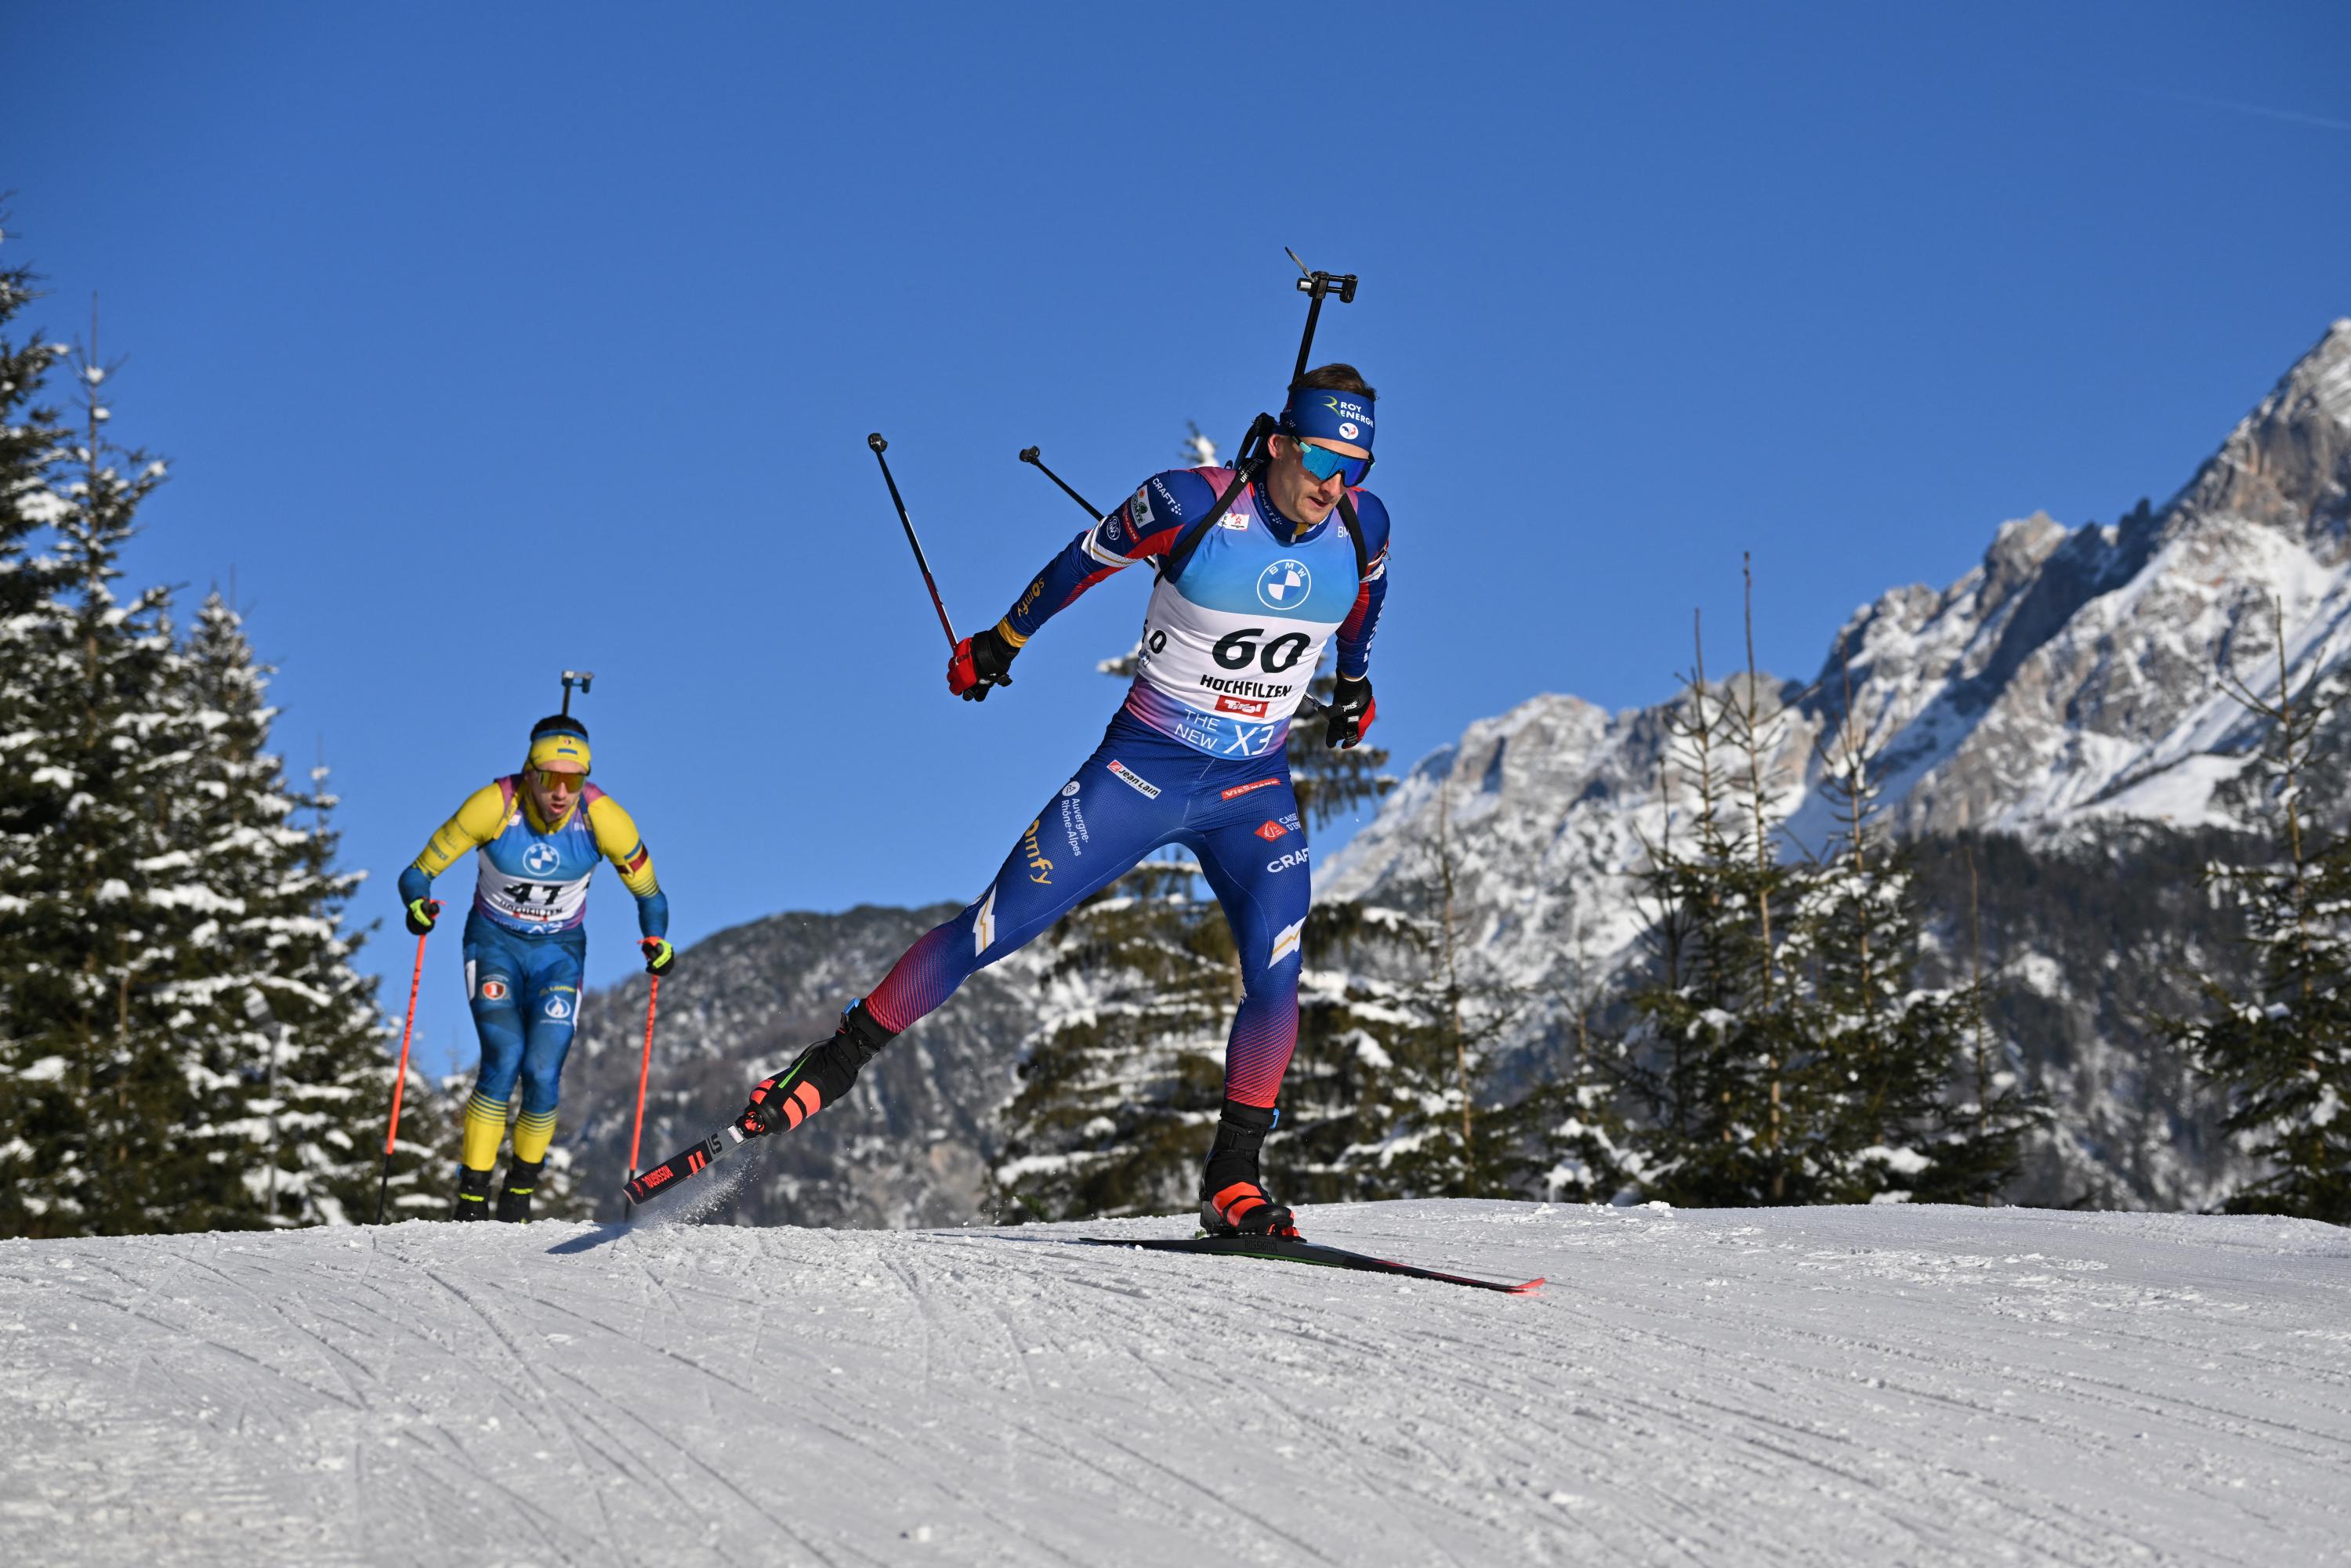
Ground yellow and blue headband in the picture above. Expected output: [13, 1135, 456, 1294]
[526, 725, 591, 776]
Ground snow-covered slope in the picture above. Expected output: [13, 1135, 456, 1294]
[3, 1203, 2344, 1566]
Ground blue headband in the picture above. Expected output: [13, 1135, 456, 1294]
[1280, 387, 1375, 451]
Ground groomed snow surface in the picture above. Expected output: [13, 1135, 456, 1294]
[2, 1200, 2346, 1566]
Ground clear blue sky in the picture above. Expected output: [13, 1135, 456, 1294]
[6, 2, 2348, 1033]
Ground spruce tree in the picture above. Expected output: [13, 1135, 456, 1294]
[1283, 904, 1450, 1201]
[2172, 606, 2351, 1222]
[0, 249, 435, 1234]
[1616, 608, 1809, 1206]
[1787, 679, 2036, 1204]
[1284, 762, 1525, 1200]
[175, 594, 455, 1225]
[0, 326, 212, 1235]
[0, 217, 69, 775]
[0, 223, 74, 1221]
[1617, 582, 2038, 1210]
[1498, 921, 1638, 1204]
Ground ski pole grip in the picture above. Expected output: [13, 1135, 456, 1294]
[1019, 447, 1041, 465]
[867, 433, 888, 453]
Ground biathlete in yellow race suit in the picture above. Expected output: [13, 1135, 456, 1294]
[397, 715, 675, 1221]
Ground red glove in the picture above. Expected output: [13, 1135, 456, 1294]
[948, 626, 1018, 701]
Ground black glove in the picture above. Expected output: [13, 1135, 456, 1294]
[1324, 674, 1376, 749]
[640, 937, 676, 976]
[948, 625, 1019, 702]
[404, 896, 444, 936]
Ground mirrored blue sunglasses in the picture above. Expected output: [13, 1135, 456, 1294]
[1295, 439, 1373, 487]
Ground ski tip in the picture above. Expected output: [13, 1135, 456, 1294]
[1509, 1277, 1546, 1295]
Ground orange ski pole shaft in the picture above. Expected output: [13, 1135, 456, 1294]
[628, 974, 660, 1181]
[375, 929, 430, 1224]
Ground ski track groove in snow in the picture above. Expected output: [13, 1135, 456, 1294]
[0, 1202, 2346, 1566]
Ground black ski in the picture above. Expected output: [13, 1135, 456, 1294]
[1076, 1234, 1542, 1295]
[621, 1120, 753, 1206]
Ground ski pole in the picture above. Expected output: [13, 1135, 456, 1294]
[1017, 446, 1103, 521]
[625, 974, 660, 1218]
[867, 433, 959, 650]
[375, 929, 429, 1224]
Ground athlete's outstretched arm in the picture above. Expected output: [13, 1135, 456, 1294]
[585, 792, 670, 939]
[996, 470, 1220, 651]
[396, 782, 509, 910]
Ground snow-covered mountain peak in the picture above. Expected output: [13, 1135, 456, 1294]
[1325, 318, 2351, 1062]
[2172, 318, 2351, 549]
[1759, 319, 2351, 836]
[1983, 511, 2071, 599]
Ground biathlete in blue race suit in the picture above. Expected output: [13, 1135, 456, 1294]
[735, 367, 1391, 1238]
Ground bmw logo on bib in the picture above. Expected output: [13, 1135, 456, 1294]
[523, 842, 561, 875]
[1257, 559, 1311, 610]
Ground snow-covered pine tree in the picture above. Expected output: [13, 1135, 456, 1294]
[1284, 755, 1527, 1201]
[0, 325, 223, 1235]
[0, 252, 438, 1236]
[2170, 604, 2351, 1222]
[1786, 666, 2038, 1204]
[174, 594, 455, 1225]
[1934, 842, 2043, 1204]
[1494, 918, 1638, 1204]
[1615, 605, 1810, 1206]
[0, 218, 68, 755]
[0, 222, 75, 1215]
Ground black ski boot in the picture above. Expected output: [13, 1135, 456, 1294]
[1199, 1100, 1299, 1238]
[740, 1001, 896, 1137]
[496, 1157, 545, 1222]
[451, 1164, 495, 1222]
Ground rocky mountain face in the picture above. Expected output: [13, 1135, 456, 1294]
[1321, 319, 2351, 1209]
[556, 322, 2349, 1223]
[1824, 317, 2351, 837]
